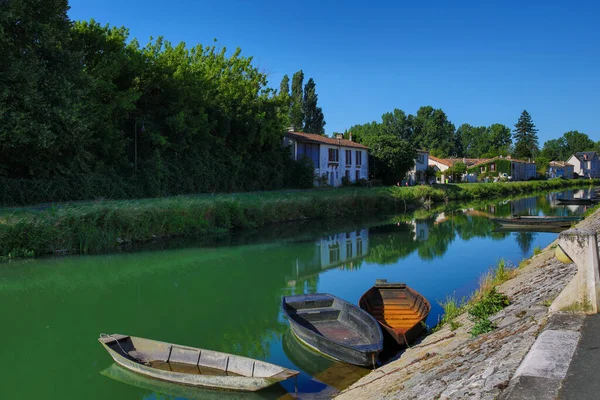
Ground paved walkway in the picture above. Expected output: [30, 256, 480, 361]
[557, 314, 600, 400]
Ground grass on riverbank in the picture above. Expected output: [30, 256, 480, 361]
[1, 178, 598, 260]
[434, 258, 514, 336]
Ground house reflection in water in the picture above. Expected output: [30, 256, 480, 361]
[320, 229, 369, 270]
[287, 229, 369, 288]
[410, 220, 429, 241]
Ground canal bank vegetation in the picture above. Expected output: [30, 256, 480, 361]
[0, 179, 598, 260]
[434, 258, 515, 336]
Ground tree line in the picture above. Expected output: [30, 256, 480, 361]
[346, 107, 599, 183]
[0, 0, 326, 205]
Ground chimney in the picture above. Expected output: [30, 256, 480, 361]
[349, 132, 353, 142]
[336, 133, 343, 139]
[463, 157, 466, 164]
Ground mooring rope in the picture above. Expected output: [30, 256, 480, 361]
[100, 333, 142, 363]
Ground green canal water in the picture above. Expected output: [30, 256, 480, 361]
[1, 188, 596, 399]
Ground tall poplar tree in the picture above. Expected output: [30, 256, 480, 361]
[290, 70, 304, 131]
[278, 74, 291, 126]
[513, 110, 539, 159]
[302, 78, 325, 134]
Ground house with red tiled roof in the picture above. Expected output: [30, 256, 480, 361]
[428, 156, 489, 183]
[284, 131, 369, 187]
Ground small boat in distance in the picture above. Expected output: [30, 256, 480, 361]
[98, 334, 299, 392]
[491, 215, 583, 229]
[556, 198, 598, 205]
[359, 280, 430, 346]
[281, 293, 383, 367]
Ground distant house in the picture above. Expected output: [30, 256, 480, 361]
[567, 152, 600, 178]
[407, 150, 429, 185]
[284, 131, 369, 187]
[428, 156, 488, 183]
[468, 156, 536, 181]
[547, 161, 574, 179]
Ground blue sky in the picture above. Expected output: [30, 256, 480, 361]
[67, 0, 599, 144]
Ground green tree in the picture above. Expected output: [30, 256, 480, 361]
[278, 74, 291, 126]
[302, 78, 325, 134]
[412, 106, 456, 157]
[364, 135, 416, 185]
[535, 156, 550, 176]
[380, 109, 412, 140]
[513, 110, 539, 159]
[540, 139, 563, 160]
[488, 123, 512, 152]
[290, 70, 304, 131]
[562, 130, 595, 156]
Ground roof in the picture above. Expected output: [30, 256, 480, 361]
[284, 131, 369, 149]
[429, 156, 490, 168]
[573, 151, 598, 161]
[549, 161, 573, 167]
[470, 156, 535, 168]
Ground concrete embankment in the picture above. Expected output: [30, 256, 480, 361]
[337, 208, 600, 400]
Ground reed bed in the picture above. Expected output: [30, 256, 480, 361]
[1, 179, 598, 260]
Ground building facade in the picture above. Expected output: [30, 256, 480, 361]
[407, 150, 429, 185]
[567, 152, 600, 178]
[284, 131, 369, 187]
[547, 161, 574, 179]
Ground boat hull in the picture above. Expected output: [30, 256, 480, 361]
[99, 335, 298, 392]
[491, 216, 582, 229]
[282, 294, 383, 367]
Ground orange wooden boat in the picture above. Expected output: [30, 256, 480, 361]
[359, 280, 430, 346]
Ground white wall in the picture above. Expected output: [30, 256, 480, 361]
[319, 144, 368, 187]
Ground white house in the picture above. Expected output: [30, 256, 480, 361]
[407, 150, 429, 185]
[284, 131, 369, 187]
[567, 152, 600, 178]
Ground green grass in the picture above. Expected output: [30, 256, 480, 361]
[533, 246, 542, 255]
[1, 179, 598, 260]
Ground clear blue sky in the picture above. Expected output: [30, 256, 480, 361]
[67, 0, 599, 144]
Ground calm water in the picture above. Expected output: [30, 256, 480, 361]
[1, 188, 596, 400]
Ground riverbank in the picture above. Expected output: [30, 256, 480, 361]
[336, 207, 600, 400]
[0, 179, 597, 259]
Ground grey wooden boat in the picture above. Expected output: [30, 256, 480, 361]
[491, 215, 582, 228]
[98, 334, 299, 392]
[281, 293, 383, 367]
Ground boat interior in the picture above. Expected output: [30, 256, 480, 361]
[360, 286, 429, 333]
[284, 296, 372, 346]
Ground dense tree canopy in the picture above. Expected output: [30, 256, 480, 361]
[0, 1, 314, 202]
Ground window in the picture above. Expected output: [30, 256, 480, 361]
[345, 150, 352, 165]
[346, 241, 353, 258]
[345, 170, 351, 179]
[490, 163, 496, 172]
[328, 148, 339, 162]
[356, 151, 362, 166]
[417, 154, 424, 164]
[356, 238, 363, 256]
[329, 244, 340, 263]
[481, 166, 486, 173]
[355, 170, 360, 182]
